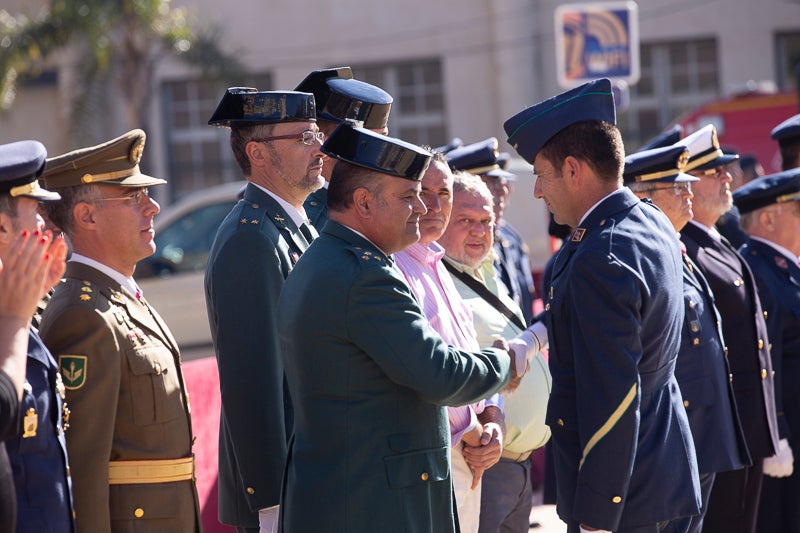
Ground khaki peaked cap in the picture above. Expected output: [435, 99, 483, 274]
[42, 129, 167, 189]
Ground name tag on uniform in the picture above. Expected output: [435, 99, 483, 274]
[22, 408, 37, 438]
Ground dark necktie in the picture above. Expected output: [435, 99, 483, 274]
[298, 221, 317, 245]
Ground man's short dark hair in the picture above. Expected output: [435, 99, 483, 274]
[327, 161, 383, 212]
[539, 121, 624, 182]
[42, 184, 98, 236]
[230, 123, 276, 176]
[0, 195, 17, 217]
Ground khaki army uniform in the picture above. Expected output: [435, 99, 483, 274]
[39, 261, 200, 533]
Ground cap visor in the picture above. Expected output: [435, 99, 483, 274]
[24, 189, 61, 201]
[107, 173, 168, 187]
[674, 172, 700, 183]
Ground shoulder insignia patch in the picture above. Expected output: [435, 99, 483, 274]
[59, 355, 87, 390]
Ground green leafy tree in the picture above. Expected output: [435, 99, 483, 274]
[0, 0, 244, 144]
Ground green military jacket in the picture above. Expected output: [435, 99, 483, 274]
[278, 221, 511, 532]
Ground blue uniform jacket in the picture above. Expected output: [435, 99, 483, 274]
[278, 221, 511, 533]
[677, 254, 751, 474]
[6, 329, 74, 532]
[205, 182, 312, 528]
[545, 189, 700, 531]
[739, 238, 800, 443]
[680, 222, 780, 459]
[303, 186, 328, 232]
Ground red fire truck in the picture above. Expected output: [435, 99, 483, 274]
[674, 89, 798, 174]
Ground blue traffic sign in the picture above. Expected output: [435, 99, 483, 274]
[555, 1, 640, 88]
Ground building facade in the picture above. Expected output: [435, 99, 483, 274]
[1, 0, 798, 269]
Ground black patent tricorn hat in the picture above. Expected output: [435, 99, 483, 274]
[208, 88, 316, 127]
[322, 123, 431, 181]
[294, 67, 353, 110]
[320, 78, 392, 130]
[295, 68, 392, 130]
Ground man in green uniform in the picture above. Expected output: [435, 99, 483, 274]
[278, 122, 514, 532]
[205, 88, 324, 533]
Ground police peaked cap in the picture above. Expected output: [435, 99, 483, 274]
[0, 140, 60, 200]
[676, 124, 738, 172]
[623, 145, 698, 184]
[446, 138, 500, 174]
[434, 137, 464, 154]
[636, 124, 683, 153]
[733, 167, 800, 214]
[771, 113, 800, 145]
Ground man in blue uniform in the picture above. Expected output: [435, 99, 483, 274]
[277, 123, 514, 533]
[772, 113, 800, 171]
[504, 78, 700, 533]
[625, 145, 751, 533]
[733, 169, 800, 532]
[677, 124, 780, 533]
[0, 140, 73, 532]
[296, 67, 393, 231]
[0, 227, 68, 533]
[205, 88, 325, 533]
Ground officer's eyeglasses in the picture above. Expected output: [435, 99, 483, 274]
[639, 182, 692, 197]
[253, 130, 325, 146]
[92, 188, 151, 206]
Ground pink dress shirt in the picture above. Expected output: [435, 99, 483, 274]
[395, 241, 495, 447]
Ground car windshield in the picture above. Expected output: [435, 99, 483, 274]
[137, 201, 235, 279]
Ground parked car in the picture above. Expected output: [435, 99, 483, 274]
[137, 181, 245, 350]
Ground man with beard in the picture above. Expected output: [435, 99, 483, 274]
[626, 145, 751, 533]
[295, 67, 393, 231]
[205, 88, 325, 533]
[678, 124, 780, 533]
